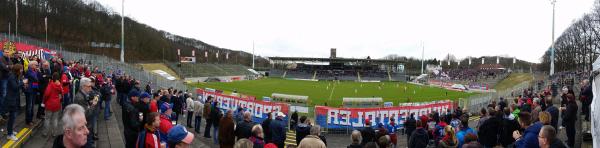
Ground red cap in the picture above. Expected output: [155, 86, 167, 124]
[264, 143, 278, 148]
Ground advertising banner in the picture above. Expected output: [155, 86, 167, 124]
[197, 88, 289, 124]
[315, 100, 453, 129]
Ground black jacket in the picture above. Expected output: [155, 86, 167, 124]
[172, 95, 184, 114]
[347, 143, 362, 148]
[404, 117, 417, 135]
[360, 126, 376, 146]
[100, 83, 112, 101]
[408, 128, 429, 148]
[545, 105, 560, 129]
[291, 112, 298, 124]
[562, 101, 578, 127]
[235, 120, 255, 139]
[295, 123, 311, 145]
[478, 116, 502, 147]
[261, 118, 272, 143]
[122, 101, 142, 137]
[498, 100, 507, 111]
[499, 117, 520, 147]
[0, 56, 10, 79]
[549, 138, 566, 148]
[5, 73, 23, 111]
[52, 134, 66, 148]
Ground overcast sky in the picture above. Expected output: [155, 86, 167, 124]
[98, 0, 596, 63]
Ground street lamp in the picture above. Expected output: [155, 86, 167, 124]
[550, 0, 556, 76]
[120, 0, 125, 62]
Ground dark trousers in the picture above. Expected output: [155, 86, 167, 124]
[0, 79, 6, 116]
[25, 92, 36, 124]
[118, 93, 128, 106]
[582, 102, 591, 121]
[36, 94, 45, 119]
[6, 110, 16, 136]
[124, 132, 137, 148]
[275, 142, 284, 148]
[104, 97, 112, 120]
[85, 130, 95, 147]
[116, 92, 122, 106]
[62, 93, 71, 110]
[194, 116, 202, 133]
[566, 124, 576, 147]
[204, 118, 212, 137]
[187, 111, 194, 127]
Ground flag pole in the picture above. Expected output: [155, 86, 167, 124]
[420, 42, 424, 74]
[252, 41, 255, 69]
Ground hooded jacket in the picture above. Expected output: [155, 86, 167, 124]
[295, 123, 311, 145]
[408, 127, 429, 148]
[43, 81, 63, 112]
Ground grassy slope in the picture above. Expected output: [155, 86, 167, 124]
[493, 73, 533, 91]
[191, 78, 473, 107]
[138, 63, 180, 80]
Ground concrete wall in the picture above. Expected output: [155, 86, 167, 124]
[185, 75, 249, 83]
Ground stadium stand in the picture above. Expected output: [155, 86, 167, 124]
[166, 62, 254, 78]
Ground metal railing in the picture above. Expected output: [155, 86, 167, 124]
[1, 33, 191, 93]
[458, 80, 532, 115]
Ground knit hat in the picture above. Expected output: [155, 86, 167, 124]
[129, 91, 140, 98]
[139, 92, 151, 99]
[160, 102, 173, 114]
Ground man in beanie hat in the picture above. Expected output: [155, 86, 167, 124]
[122, 91, 142, 148]
[159, 102, 174, 145]
[167, 125, 194, 147]
[138, 92, 152, 119]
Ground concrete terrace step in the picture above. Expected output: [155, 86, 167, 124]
[285, 130, 297, 147]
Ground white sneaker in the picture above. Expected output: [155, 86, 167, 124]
[7, 135, 18, 141]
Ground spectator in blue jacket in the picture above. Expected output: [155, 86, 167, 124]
[5, 64, 24, 141]
[270, 112, 287, 148]
[456, 115, 475, 148]
[513, 112, 542, 148]
[24, 61, 40, 126]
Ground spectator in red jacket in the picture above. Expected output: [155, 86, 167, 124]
[43, 72, 63, 137]
[137, 112, 163, 148]
[159, 102, 174, 144]
[61, 70, 71, 109]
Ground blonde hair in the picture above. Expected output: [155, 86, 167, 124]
[351, 130, 362, 143]
[539, 111, 551, 125]
[234, 138, 253, 148]
[444, 125, 457, 144]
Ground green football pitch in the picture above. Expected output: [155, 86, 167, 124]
[190, 78, 474, 107]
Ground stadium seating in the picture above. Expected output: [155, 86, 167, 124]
[167, 63, 254, 78]
[269, 69, 405, 81]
